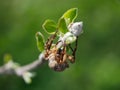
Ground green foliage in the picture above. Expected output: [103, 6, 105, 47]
[42, 19, 57, 34]
[58, 18, 68, 34]
[42, 8, 78, 35]
[35, 32, 45, 52]
[3, 54, 12, 63]
[62, 8, 78, 25]
[37, 8, 78, 51]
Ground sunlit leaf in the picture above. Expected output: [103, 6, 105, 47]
[42, 19, 57, 34]
[58, 18, 68, 34]
[3, 54, 12, 63]
[62, 8, 78, 25]
[35, 32, 45, 52]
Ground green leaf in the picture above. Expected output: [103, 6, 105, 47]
[42, 19, 57, 34]
[58, 18, 68, 34]
[3, 54, 12, 63]
[35, 32, 45, 52]
[62, 8, 78, 25]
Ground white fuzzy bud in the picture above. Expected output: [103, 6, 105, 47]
[65, 35, 76, 44]
[57, 32, 73, 48]
[61, 32, 73, 42]
[68, 22, 83, 36]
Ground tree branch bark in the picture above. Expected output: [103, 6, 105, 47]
[0, 53, 45, 76]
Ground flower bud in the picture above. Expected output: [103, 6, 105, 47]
[68, 22, 83, 36]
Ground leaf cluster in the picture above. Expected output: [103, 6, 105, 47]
[36, 8, 78, 52]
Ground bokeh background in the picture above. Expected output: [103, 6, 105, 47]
[0, 0, 120, 90]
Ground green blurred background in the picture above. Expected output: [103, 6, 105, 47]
[0, 0, 120, 90]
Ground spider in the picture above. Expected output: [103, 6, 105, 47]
[44, 30, 78, 72]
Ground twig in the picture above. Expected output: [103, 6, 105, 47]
[0, 53, 45, 76]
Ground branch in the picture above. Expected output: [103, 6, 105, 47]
[15, 53, 45, 76]
[0, 53, 45, 76]
[0, 52, 46, 83]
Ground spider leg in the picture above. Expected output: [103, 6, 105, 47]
[67, 36, 78, 63]
[72, 36, 78, 61]
[68, 44, 74, 52]
[45, 30, 58, 50]
[59, 45, 69, 69]
[45, 30, 58, 58]
[61, 41, 68, 62]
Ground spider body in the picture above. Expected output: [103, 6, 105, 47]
[44, 31, 78, 72]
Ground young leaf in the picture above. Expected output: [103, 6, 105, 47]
[58, 18, 68, 34]
[42, 19, 57, 34]
[35, 32, 45, 52]
[62, 8, 78, 25]
[3, 54, 12, 63]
